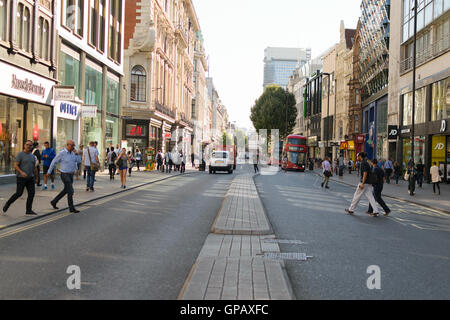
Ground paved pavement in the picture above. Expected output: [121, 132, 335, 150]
[312, 169, 449, 214]
[0, 168, 196, 230]
[179, 167, 294, 300]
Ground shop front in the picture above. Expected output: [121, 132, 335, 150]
[124, 120, 149, 154]
[307, 136, 319, 160]
[54, 100, 81, 152]
[0, 61, 55, 177]
[355, 134, 365, 160]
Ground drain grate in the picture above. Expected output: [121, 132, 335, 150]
[263, 239, 307, 245]
[263, 252, 313, 261]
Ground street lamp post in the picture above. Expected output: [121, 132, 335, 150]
[411, 0, 418, 165]
[323, 72, 331, 159]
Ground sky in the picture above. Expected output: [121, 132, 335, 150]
[192, 0, 362, 130]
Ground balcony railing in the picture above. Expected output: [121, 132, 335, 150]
[401, 33, 450, 73]
[155, 101, 175, 119]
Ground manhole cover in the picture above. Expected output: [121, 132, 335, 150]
[263, 252, 313, 261]
[263, 239, 307, 245]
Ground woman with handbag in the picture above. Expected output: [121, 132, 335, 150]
[82, 141, 99, 192]
[116, 148, 130, 189]
[430, 162, 442, 195]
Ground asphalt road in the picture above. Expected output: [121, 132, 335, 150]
[0, 172, 234, 299]
[255, 169, 450, 300]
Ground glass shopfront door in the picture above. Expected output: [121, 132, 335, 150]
[0, 96, 24, 175]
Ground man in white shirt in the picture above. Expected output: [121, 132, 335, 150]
[321, 157, 332, 189]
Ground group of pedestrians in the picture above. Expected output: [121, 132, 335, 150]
[2, 140, 151, 216]
[156, 150, 186, 174]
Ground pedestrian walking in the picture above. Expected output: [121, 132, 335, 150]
[32, 142, 42, 187]
[430, 162, 441, 195]
[48, 140, 81, 213]
[321, 157, 332, 189]
[41, 141, 56, 190]
[156, 150, 163, 172]
[116, 148, 129, 188]
[406, 161, 416, 196]
[135, 149, 142, 171]
[2, 140, 38, 216]
[415, 160, 425, 188]
[107, 146, 118, 180]
[253, 154, 259, 173]
[180, 151, 186, 174]
[348, 159, 353, 174]
[191, 152, 195, 168]
[165, 151, 172, 173]
[384, 158, 394, 184]
[345, 152, 380, 216]
[128, 151, 135, 177]
[82, 141, 100, 192]
[393, 161, 402, 185]
[367, 159, 391, 217]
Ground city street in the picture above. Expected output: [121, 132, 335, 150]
[255, 170, 450, 300]
[0, 166, 448, 300]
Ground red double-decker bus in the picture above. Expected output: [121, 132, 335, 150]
[281, 135, 308, 171]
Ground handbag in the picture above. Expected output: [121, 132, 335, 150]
[404, 172, 410, 181]
[87, 148, 99, 172]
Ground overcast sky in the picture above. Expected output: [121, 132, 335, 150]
[192, 0, 362, 130]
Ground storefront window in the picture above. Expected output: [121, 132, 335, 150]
[82, 113, 102, 158]
[0, 96, 24, 175]
[57, 118, 78, 152]
[105, 115, 119, 148]
[431, 78, 449, 121]
[27, 103, 51, 145]
[106, 77, 119, 115]
[402, 136, 426, 168]
[60, 52, 80, 98]
[402, 87, 426, 126]
[85, 65, 103, 110]
[0, 0, 7, 41]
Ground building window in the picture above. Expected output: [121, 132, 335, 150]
[108, 0, 122, 63]
[106, 77, 119, 115]
[0, 0, 7, 41]
[16, 3, 31, 52]
[130, 66, 146, 102]
[38, 18, 50, 61]
[62, 0, 84, 36]
[60, 52, 80, 98]
[403, 0, 450, 42]
[402, 87, 427, 126]
[89, 0, 97, 46]
[355, 115, 359, 133]
[431, 77, 450, 121]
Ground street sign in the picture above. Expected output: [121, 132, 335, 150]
[54, 86, 75, 101]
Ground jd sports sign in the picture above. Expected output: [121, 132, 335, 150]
[388, 126, 399, 140]
[440, 120, 447, 133]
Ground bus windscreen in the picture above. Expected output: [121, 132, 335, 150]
[288, 152, 306, 165]
[288, 138, 306, 145]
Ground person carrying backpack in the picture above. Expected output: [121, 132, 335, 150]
[367, 159, 391, 217]
[107, 147, 118, 180]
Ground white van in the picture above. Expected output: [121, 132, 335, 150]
[209, 151, 234, 174]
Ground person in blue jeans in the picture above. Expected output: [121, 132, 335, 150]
[82, 141, 99, 192]
[41, 141, 56, 190]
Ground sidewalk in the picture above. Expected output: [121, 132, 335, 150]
[179, 169, 294, 300]
[312, 169, 450, 214]
[0, 168, 197, 230]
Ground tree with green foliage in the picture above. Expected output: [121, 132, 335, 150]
[250, 86, 297, 140]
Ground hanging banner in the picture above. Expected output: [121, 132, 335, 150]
[32, 124, 39, 141]
[81, 105, 97, 118]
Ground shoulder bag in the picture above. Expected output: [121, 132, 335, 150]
[87, 148, 99, 172]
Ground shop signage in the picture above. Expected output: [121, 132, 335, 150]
[0, 61, 55, 104]
[348, 141, 355, 151]
[289, 146, 305, 152]
[388, 126, 399, 140]
[441, 120, 447, 133]
[55, 101, 80, 120]
[81, 105, 97, 118]
[356, 134, 365, 144]
[0, 123, 2, 137]
[401, 128, 411, 134]
[340, 141, 349, 150]
[126, 124, 147, 137]
[54, 86, 75, 101]
[164, 133, 172, 139]
[432, 136, 446, 162]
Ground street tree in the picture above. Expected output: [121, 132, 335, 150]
[250, 86, 297, 140]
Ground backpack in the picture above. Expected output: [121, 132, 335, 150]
[110, 151, 117, 163]
[367, 168, 380, 185]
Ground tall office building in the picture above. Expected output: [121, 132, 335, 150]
[263, 47, 311, 89]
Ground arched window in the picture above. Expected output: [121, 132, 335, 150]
[16, 3, 31, 52]
[130, 66, 146, 102]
